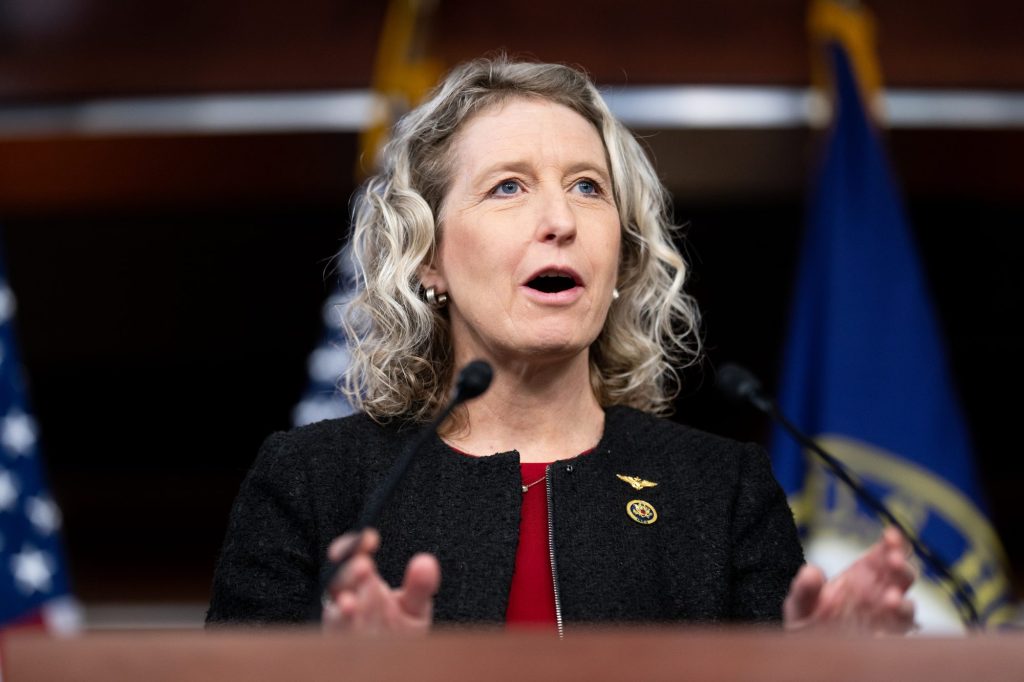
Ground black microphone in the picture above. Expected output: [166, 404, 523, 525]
[356, 359, 492, 529]
[716, 362, 982, 630]
[715, 363, 773, 413]
[320, 360, 493, 601]
[452, 359, 493, 402]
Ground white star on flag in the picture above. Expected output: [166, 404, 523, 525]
[0, 283, 16, 325]
[1, 262, 77, 627]
[10, 544, 55, 595]
[1, 409, 38, 456]
[26, 495, 62, 535]
[0, 468, 19, 511]
[309, 346, 351, 383]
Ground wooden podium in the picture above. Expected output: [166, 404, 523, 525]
[4, 628, 1023, 681]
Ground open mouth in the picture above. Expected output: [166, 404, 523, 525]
[526, 272, 579, 294]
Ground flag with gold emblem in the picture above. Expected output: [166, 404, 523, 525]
[769, 1, 1014, 631]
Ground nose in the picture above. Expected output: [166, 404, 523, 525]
[535, 188, 576, 245]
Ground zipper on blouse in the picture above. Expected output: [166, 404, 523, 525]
[545, 464, 565, 639]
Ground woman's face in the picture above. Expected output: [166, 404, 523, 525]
[423, 98, 621, 368]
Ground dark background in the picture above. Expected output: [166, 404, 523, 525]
[1, 1, 1022, 604]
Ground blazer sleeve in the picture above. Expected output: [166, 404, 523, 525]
[727, 442, 805, 622]
[206, 432, 322, 625]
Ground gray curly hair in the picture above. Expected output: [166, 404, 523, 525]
[341, 56, 700, 422]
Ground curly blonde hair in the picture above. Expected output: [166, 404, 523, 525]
[342, 57, 700, 422]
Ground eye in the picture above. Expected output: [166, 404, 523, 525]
[491, 179, 523, 196]
[573, 178, 602, 195]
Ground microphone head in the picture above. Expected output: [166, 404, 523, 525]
[715, 363, 768, 410]
[454, 360, 493, 402]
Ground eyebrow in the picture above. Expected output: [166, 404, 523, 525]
[471, 159, 611, 187]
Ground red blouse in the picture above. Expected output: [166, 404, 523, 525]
[446, 445, 591, 629]
[504, 462, 558, 628]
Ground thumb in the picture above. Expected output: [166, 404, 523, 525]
[784, 564, 826, 625]
[398, 553, 441, 618]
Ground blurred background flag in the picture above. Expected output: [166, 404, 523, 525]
[0, 238, 79, 633]
[770, 0, 1014, 631]
[293, 0, 442, 427]
[291, 257, 359, 427]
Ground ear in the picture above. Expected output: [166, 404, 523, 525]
[417, 259, 447, 293]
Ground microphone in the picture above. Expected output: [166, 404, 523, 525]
[715, 363, 773, 413]
[452, 359, 493, 402]
[716, 362, 982, 630]
[356, 359, 493, 528]
[321, 360, 493, 601]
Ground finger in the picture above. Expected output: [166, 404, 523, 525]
[352, 570, 391, 633]
[865, 529, 899, 569]
[337, 591, 360, 627]
[328, 528, 380, 563]
[873, 589, 916, 635]
[327, 531, 360, 563]
[331, 552, 378, 596]
[327, 529, 382, 597]
[857, 528, 907, 584]
[895, 597, 917, 631]
[884, 522, 909, 544]
[784, 564, 826, 625]
[323, 590, 359, 632]
[329, 564, 391, 634]
[397, 553, 441, 619]
[883, 527, 917, 566]
[884, 549, 917, 592]
[880, 587, 912, 615]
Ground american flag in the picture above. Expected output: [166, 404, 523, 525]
[0, 246, 78, 632]
[292, 245, 357, 427]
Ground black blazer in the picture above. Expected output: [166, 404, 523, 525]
[206, 406, 804, 627]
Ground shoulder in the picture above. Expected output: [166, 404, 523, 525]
[601, 406, 776, 490]
[250, 412, 412, 475]
[271, 412, 397, 448]
[604, 405, 761, 461]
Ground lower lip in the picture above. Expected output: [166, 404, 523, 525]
[520, 285, 585, 305]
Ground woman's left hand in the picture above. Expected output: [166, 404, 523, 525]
[322, 528, 440, 635]
[783, 527, 917, 634]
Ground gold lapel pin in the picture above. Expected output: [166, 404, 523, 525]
[616, 474, 658, 491]
[626, 499, 658, 525]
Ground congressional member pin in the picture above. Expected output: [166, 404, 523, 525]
[626, 499, 658, 525]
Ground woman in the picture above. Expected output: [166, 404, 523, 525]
[207, 58, 915, 634]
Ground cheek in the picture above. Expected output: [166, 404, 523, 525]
[593, 224, 623, 279]
[441, 227, 514, 293]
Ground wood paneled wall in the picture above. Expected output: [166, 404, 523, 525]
[2, 0, 1023, 100]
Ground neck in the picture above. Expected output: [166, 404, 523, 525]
[441, 352, 604, 463]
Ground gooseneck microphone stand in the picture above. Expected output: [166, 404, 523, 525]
[319, 360, 493, 605]
[716, 363, 982, 631]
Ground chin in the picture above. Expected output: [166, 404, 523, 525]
[515, 334, 591, 362]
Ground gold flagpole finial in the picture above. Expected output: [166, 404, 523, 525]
[807, 0, 885, 123]
[358, 0, 444, 178]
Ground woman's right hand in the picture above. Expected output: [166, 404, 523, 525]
[322, 528, 441, 635]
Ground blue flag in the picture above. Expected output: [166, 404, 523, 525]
[0, 241, 77, 629]
[770, 44, 1014, 630]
